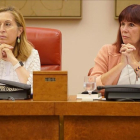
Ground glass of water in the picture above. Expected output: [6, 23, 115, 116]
[84, 76, 96, 95]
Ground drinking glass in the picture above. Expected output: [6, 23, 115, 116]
[84, 76, 96, 95]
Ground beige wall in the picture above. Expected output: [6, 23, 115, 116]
[26, 0, 119, 95]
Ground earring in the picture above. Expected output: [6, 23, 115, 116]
[17, 37, 20, 43]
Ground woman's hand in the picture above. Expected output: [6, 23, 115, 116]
[0, 44, 15, 62]
[120, 53, 128, 66]
[120, 43, 137, 67]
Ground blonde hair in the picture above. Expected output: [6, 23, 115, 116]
[0, 6, 33, 61]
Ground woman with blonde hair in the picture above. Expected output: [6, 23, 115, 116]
[0, 6, 40, 90]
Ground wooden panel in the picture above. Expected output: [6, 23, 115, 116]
[55, 101, 140, 116]
[0, 101, 54, 115]
[0, 0, 82, 19]
[115, 0, 140, 18]
[64, 116, 140, 140]
[0, 116, 59, 140]
[56, 96, 140, 139]
[33, 71, 67, 101]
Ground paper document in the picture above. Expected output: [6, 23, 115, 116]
[77, 93, 102, 101]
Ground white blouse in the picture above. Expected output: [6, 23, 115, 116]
[117, 64, 140, 85]
[0, 49, 41, 92]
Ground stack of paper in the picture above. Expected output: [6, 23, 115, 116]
[77, 93, 102, 101]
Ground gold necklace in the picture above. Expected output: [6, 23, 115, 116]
[127, 65, 137, 84]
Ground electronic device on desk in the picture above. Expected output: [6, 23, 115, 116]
[0, 79, 31, 100]
[97, 85, 140, 101]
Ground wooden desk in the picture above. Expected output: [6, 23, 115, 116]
[2, 96, 140, 140]
[0, 100, 59, 140]
[55, 95, 140, 140]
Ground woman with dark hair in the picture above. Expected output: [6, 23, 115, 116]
[90, 4, 140, 86]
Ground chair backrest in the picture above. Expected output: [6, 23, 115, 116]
[26, 27, 62, 71]
[88, 67, 94, 76]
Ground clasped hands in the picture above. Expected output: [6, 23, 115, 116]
[0, 44, 14, 61]
[120, 43, 137, 67]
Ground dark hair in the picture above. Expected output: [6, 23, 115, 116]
[114, 4, 140, 53]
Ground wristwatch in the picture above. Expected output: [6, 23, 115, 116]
[13, 61, 24, 70]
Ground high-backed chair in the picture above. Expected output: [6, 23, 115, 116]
[88, 67, 94, 76]
[26, 27, 62, 71]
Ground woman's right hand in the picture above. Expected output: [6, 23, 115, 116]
[0, 44, 13, 60]
[120, 52, 128, 67]
[120, 43, 137, 67]
[119, 43, 136, 66]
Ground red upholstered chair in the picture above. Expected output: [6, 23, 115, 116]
[26, 27, 62, 71]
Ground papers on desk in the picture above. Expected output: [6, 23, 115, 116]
[77, 93, 102, 101]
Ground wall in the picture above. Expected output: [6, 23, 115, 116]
[26, 0, 119, 95]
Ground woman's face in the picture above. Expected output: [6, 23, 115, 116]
[120, 20, 140, 46]
[0, 12, 22, 46]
